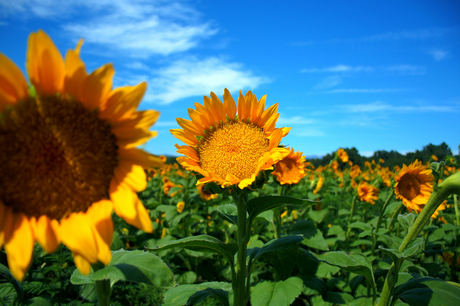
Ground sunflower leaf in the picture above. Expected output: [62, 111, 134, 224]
[71, 250, 176, 289]
[163, 282, 232, 306]
[147, 235, 238, 264]
[0, 263, 24, 304]
[217, 203, 239, 225]
[246, 195, 318, 227]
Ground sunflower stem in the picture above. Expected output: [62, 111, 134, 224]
[345, 195, 357, 251]
[387, 202, 405, 232]
[371, 190, 393, 256]
[92, 262, 111, 306]
[377, 171, 460, 306]
[234, 193, 249, 306]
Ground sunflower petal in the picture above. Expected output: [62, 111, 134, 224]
[100, 82, 148, 121]
[81, 64, 114, 110]
[60, 213, 98, 264]
[27, 30, 65, 96]
[0, 53, 29, 108]
[4, 213, 34, 281]
[114, 160, 147, 192]
[31, 215, 60, 254]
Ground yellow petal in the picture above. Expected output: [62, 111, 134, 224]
[31, 215, 60, 254]
[114, 160, 147, 192]
[27, 30, 65, 96]
[86, 200, 113, 266]
[60, 213, 98, 264]
[110, 180, 153, 232]
[4, 213, 34, 281]
[0, 53, 29, 108]
[223, 88, 237, 119]
[73, 252, 92, 275]
[81, 64, 114, 110]
[119, 147, 164, 169]
[64, 41, 87, 101]
[100, 82, 147, 121]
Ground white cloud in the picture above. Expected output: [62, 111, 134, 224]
[277, 116, 316, 126]
[297, 128, 326, 137]
[314, 75, 342, 90]
[341, 101, 456, 113]
[1, 0, 217, 57]
[427, 48, 449, 61]
[145, 57, 269, 104]
[326, 88, 405, 93]
[301, 64, 424, 75]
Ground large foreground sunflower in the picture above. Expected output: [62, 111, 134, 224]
[394, 160, 445, 216]
[171, 89, 291, 189]
[272, 148, 306, 185]
[0, 30, 162, 280]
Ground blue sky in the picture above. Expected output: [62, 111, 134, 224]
[1, 0, 459, 157]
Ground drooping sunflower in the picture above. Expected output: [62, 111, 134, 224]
[0, 30, 162, 280]
[171, 89, 291, 190]
[272, 148, 306, 185]
[394, 160, 446, 216]
[357, 181, 379, 204]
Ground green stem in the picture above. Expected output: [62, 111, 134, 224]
[371, 190, 394, 256]
[377, 171, 460, 306]
[345, 195, 357, 251]
[454, 194, 459, 226]
[92, 262, 111, 306]
[234, 193, 249, 306]
[387, 203, 405, 232]
[273, 185, 285, 239]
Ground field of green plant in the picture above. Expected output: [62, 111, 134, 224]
[1, 150, 459, 306]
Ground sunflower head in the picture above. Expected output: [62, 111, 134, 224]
[337, 148, 349, 163]
[272, 148, 306, 185]
[357, 181, 379, 204]
[171, 89, 291, 191]
[0, 30, 162, 280]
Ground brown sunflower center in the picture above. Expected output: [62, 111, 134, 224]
[0, 96, 118, 219]
[399, 173, 421, 200]
[197, 120, 269, 181]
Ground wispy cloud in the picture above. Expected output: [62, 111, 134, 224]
[314, 76, 342, 90]
[277, 116, 317, 126]
[301, 64, 425, 75]
[326, 88, 406, 94]
[1, 0, 218, 57]
[341, 101, 456, 113]
[427, 48, 449, 61]
[144, 56, 269, 104]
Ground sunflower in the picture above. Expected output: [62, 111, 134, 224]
[0, 30, 162, 280]
[272, 148, 306, 185]
[357, 181, 379, 204]
[171, 89, 291, 190]
[337, 148, 349, 163]
[394, 160, 446, 217]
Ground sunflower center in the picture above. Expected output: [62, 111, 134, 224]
[197, 120, 269, 181]
[399, 173, 421, 200]
[0, 96, 118, 219]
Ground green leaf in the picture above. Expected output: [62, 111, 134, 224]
[163, 282, 232, 306]
[148, 235, 238, 264]
[308, 208, 329, 224]
[22, 295, 53, 306]
[296, 248, 319, 277]
[324, 291, 354, 305]
[379, 238, 424, 264]
[0, 263, 23, 304]
[291, 220, 329, 251]
[71, 250, 176, 288]
[391, 277, 460, 306]
[177, 271, 197, 285]
[185, 288, 229, 306]
[398, 214, 416, 232]
[246, 195, 318, 226]
[349, 222, 373, 231]
[315, 252, 375, 287]
[217, 203, 238, 225]
[250, 277, 303, 306]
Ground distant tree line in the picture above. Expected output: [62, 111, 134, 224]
[307, 142, 459, 170]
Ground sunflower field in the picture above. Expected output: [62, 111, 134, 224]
[1, 31, 460, 306]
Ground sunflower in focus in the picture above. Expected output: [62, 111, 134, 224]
[272, 148, 306, 185]
[357, 181, 379, 204]
[394, 160, 446, 216]
[171, 89, 291, 190]
[0, 30, 162, 280]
